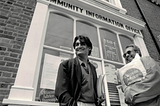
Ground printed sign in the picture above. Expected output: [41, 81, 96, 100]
[117, 57, 146, 91]
[40, 54, 68, 89]
[105, 63, 118, 84]
[104, 39, 119, 62]
[39, 89, 58, 102]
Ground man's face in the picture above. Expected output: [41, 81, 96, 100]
[75, 39, 90, 57]
[123, 47, 136, 64]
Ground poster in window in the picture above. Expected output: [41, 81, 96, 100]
[41, 54, 68, 89]
[104, 63, 118, 84]
[38, 54, 68, 102]
[104, 39, 119, 62]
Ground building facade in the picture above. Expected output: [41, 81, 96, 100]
[0, 0, 160, 106]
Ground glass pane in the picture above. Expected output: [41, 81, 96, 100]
[35, 48, 73, 102]
[104, 62, 123, 106]
[44, 12, 73, 51]
[76, 21, 100, 58]
[100, 28, 122, 63]
[119, 35, 134, 53]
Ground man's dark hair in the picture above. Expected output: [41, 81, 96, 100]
[73, 35, 92, 55]
[125, 44, 142, 57]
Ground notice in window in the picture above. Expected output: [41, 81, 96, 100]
[104, 39, 119, 62]
[40, 54, 68, 89]
[105, 63, 118, 84]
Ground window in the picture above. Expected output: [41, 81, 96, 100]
[76, 21, 100, 58]
[119, 35, 134, 53]
[36, 12, 74, 102]
[35, 11, 132, 106]
[44, 12, 74, 50]
[100, 28, 122, 63]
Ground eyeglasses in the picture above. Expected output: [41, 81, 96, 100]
[123, 50, 133, 58]
[75, 42, 86, 47]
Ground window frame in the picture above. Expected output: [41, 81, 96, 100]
[35, 10, 136, 106]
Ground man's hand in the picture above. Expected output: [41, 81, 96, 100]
[97, 94, 105, 105]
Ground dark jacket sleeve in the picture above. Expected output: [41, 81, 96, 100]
[55, 60, 77, 106]
[124, 56, 160, 105]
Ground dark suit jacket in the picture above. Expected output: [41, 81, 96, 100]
[55, 57, 98, 106]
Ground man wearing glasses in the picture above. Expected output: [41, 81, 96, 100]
[55, 35, 102, 106]
[122, 44, 160, 106]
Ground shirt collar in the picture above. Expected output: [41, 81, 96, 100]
[78, 58, 89, 66]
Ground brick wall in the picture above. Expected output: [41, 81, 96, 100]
[0, 0, 36, 105]
[136, 0, 160, 60]
[120, 0, 160, 62]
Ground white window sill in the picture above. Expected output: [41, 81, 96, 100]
[3, 99, 59, 106]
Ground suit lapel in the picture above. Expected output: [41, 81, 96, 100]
[74, 57, 82, 86]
